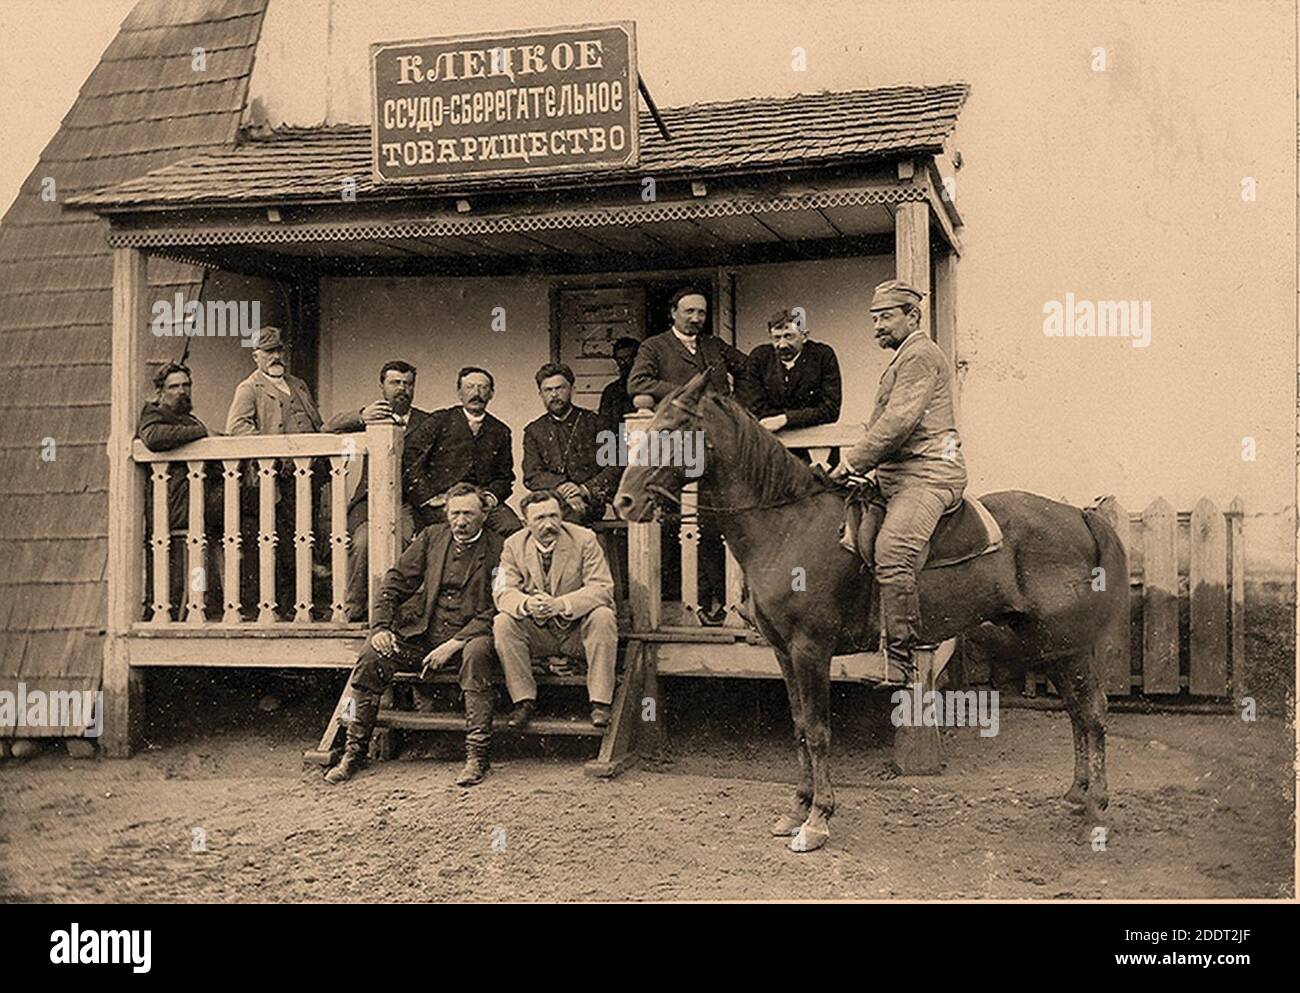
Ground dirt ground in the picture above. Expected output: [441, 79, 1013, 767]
[0, 675, 1293, 902]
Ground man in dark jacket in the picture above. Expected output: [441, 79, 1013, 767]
[523, 362, 623, 524]
[626, 287, 746, 403]
[625, 287, 745, 624]
[405, 366, 522, 536]
[324, 360, 433, 620]
[136, 362, 222, 618]
[597, 335, 641, 430]
[738, 309, 843, 461]
[325, 484, 505, 787]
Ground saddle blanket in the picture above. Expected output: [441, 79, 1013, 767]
[839, 488, 1003, 571]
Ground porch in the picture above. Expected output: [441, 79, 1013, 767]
[73, 86, 970, 758]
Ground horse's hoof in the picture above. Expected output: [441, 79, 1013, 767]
[789, 824, 830, 853]
[1063, 785, 1088, 806]
[771, 812, 806, 837]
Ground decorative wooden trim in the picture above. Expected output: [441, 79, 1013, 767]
[105, 184, 927, 249]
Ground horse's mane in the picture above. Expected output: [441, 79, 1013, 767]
[705, 394, 835, 506]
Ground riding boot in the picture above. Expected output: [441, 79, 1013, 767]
[324, 693, 379, 784]
[880, 583, 922, 681]
[455, 689, 493, 787]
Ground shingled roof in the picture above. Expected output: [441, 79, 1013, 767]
[0, 0, 267, 735]
[70, 83, 970, 210]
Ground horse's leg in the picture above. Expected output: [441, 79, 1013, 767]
[789, 634, 834, 853]
[756, 620, 813, 835]
[1079, 663, 1109, 822]
[1053, 662, 1090, 806]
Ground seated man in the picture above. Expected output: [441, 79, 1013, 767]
[405, 366, 522, 536]
[136, 361, 223, 617]
[324, 360, 430, 621]
[523, 362, 623, 524]
[737, 308, 842, 461]
[493, 490, 618, 728]
[325, 484, 505, 787]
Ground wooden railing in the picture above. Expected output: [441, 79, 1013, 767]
[622, 407, 865, 633]
[129, 423, 403, 629]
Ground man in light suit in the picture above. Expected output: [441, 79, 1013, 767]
[493, 489, 619, 728]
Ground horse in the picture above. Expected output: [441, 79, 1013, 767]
[613, 372, 1127, 853]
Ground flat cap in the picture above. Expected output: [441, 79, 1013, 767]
[870, 280, 925, 311]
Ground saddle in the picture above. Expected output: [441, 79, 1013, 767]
[839, 480, 1003, 571]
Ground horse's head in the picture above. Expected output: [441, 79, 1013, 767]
[613, 371, 716, 522]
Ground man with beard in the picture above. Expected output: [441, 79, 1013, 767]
[738, 309, 843, 461]
[225, 325, 326, 619]
[829, 280, 967, 679]
[493, 490, 618, 728]
[324, 361, 432, 621]
[405, 366, 522, 536]
[522, 362, 623, 525]
[136, 362, 224, 618]
[597, 336, 641, 430]
[625, 287, 746, 624]
[325, 483, 505, 787]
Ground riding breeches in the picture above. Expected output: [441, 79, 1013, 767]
[874, 483, 964, 596]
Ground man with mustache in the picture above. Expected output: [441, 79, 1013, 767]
[738, 309, 843, 461]
[226, 325, 326, 619]
[405, 366, 522, 536]
[325, 483, 505, 786]
[829, 280, 967, 680]
[136, 362, 223, 618]
[625, 287, 746, 625]
[493, 490, 618, 728]
[324, 360, 431, 621]
[523, 362, 623, 525]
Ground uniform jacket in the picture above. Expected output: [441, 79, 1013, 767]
[494, 522, 614, 628]
[626, 331, 746, 402]
[737, 340, 843, 428]
[371, 522, 504, 641]
[597, 375, 636, 429]
[225, 370, 322, 436]
[404, 405, 514, 509]
[522, 405, 622, 509]
[846, 331, 967, 491]
[324, 406, 432, 533]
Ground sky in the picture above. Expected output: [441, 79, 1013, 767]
[0, 0, 136, 214]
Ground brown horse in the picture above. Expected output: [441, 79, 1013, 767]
[613, 372, 1126, 852]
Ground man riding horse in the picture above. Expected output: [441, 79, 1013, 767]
[828, 279, 966, 679]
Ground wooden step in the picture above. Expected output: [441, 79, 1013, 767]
[391, 671, 591, 687]
[375, 709, 605, 737]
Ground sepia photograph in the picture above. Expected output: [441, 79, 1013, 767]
[0, 0, 1295, 946]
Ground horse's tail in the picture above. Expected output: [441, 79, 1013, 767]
[1080, 503, 1128, 630]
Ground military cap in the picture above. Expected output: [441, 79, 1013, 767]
[870, 280, 925, 312]
[250, 325, 285, 350]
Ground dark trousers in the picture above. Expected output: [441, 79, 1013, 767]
[348, 634, 498, 711]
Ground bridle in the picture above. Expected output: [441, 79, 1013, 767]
[633, 396, 831, 515]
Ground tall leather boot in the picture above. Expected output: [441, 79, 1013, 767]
[455, 689, 493, 787]
[880, 582, 922, 682]
[324, 694, 379, 785]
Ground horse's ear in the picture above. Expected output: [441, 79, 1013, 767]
[680, 370, 711, 402]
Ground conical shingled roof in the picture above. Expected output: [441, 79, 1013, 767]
[0, 0, 268, 734]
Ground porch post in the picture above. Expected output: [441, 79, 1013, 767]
[893, 199, 932, 335]
[103, 247, 148, 757]
[364, 422, 403, 626]
[932, 248, 959, 418]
